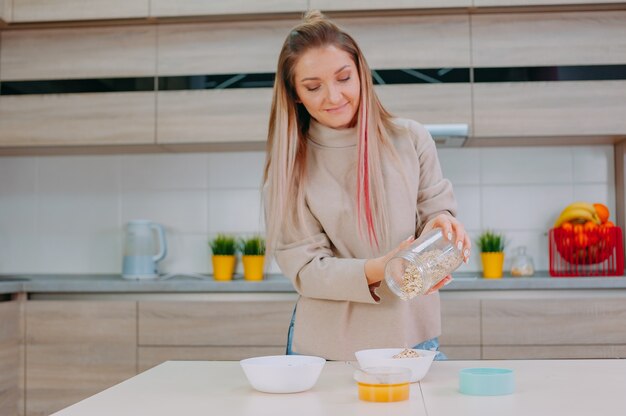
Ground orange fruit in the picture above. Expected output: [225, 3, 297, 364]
[573, 224, 584, 235]
[593, 203, 610, 224]
[602, 221, 615, 228]
[560, 222, 573, 232]
[583, 221, 597, 232]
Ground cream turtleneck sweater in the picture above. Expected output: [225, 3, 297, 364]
[273, 118, 457, 361]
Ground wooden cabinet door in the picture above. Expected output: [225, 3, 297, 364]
[482, 295, 626, 359]
[0, 298, 22, 416]
[12, 0, 148, 22]
[151, 0, 306, 17]
[439, 294, 481, 359]
[25, 301, 137, 416]
[137, 296, 295, 367]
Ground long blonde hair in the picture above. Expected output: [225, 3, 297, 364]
[264, 10, 398, 255]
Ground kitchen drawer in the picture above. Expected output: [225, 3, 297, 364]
[138, 299, 294, 347]
[138, 346, 285, 371]
[439, 296, 481, 346]
[482, 297, 626, 345]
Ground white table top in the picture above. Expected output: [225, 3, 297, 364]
[52, 359, 626, 416]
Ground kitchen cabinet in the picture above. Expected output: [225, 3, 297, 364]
[25, 301, 136, 416]
[475, 0, 626, 6]
[157, 20, 296, 76]
[11, 0, 148, 22]
[137, 295, 295, 370]
[0, 92, 156, 147]
[481, 293, 626, 359]
[438, 295, 481, 359]
[150, 0, 306, 18]
[0, 297, 23, 416]
[309, 0, 471, 11]
[473, 80, 626, 138]
[471, 11, 626, 67]
[0, 26, 157, 81]
[156, 89, 272, 147]
[0, 0, 11, 22]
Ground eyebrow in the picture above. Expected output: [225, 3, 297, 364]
[300, 65, 351, 82]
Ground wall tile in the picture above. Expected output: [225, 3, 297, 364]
[38, 232, 122, 273]
[121, 153, 208, 190]
[482, 185, 574, 230]
[572, 146, 613, 183]
[0, 193, 37, 234]
[208, 189, 263, 233]
[207, 151, 265, 189]
[574, 184, 614, 220]
[39, 192, 119, 234]
[438, 148, 480, 185]
[500, 230, 550, 272]
[481, 147, 573, 185]
[121, 190, 207, 234]
[0, 157, 37, 193]
[160, 233, 210, 274]
[0, 233, 40, 273]
[38, 155, 120, 193]
[453, 185, 481, 230]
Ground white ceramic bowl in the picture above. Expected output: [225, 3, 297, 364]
[240, 355, 326, 393]
[354, 348, 436, 383]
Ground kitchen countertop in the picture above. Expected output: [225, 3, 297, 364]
[51, 359, 626, 416]
[1, 272, 626, 295]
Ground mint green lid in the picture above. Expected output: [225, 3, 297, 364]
[459, 368, 515, 396]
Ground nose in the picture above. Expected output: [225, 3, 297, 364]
[326, 84, 342, 104]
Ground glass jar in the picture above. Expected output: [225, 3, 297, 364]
[385, 229, 463, 300]
[510, 246, 535, 277]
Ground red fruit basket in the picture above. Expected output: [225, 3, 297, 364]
[549, 226, 624, 276]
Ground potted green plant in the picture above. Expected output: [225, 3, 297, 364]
[209, 234, 237, 281]
[477, 230, 506, 279]
[238, 235, 266, 281]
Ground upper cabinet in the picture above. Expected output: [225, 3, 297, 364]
[475, 0, 626, 6]
[12, 0, 148, 22]
[471, 11, 626, 67]
[1, 26, 157, 80]
[150, 0, 306, 17]
[0, 0, 12, 22]
[157, 20, 297, 75]
[310, 0, 470, 11]
[471, 11, 626, 138]
[0, 26, 157, 148]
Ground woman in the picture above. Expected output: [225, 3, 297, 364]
[263, 11, 471, 361]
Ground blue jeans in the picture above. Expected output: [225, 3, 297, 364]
[285, 306, 447, 360]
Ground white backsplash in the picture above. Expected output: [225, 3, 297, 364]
[0, 145, 615, 274]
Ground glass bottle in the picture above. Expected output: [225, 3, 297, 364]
[385, 229, 464, 300]
[510, 246, 535, 277]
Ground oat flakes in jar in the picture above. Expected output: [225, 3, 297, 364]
[384, 229, 463, 300]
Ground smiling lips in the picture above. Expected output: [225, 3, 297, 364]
[325, 102, 349, 113]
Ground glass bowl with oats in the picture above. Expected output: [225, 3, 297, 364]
[385, 229, 463, 300]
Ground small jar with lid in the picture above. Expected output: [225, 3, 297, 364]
[510, 246, 535, 277]
[385, 229, 463, 300]
[353, 367, 411, 402]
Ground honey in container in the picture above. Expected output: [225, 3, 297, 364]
[353, 367, 411, 402]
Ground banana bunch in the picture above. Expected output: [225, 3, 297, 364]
[553, 202, 601, 228]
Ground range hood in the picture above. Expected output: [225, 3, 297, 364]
[424, 124, 468, 148]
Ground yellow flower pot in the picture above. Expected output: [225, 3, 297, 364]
[212, 255, 236, 281]
[481, 252, 505, 279]
[242, 255, 265, 281]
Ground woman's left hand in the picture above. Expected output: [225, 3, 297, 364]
[421, 213, 471, 264]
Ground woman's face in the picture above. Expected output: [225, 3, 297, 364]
[293, 45, 361, 129]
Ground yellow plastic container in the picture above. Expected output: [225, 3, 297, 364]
[354, 367, 410, 402]
[242, 255, 265, 281]
[212, 255, 236, 281]
[481, 252, 505, 279]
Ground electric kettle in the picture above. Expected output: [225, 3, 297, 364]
[122, 220, 167, 280]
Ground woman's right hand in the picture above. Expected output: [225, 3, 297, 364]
[364, 234, 416, 285]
